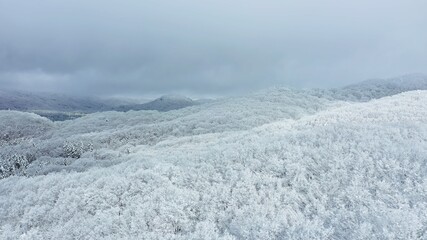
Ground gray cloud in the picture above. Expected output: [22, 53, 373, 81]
[0, 0, 426, 96]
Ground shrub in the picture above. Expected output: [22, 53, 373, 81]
[60, 141, 94, 159]
[0, 153, 36, 179]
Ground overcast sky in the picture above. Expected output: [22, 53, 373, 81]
[0, 0, 426, 97]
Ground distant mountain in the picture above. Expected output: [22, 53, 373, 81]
[0, 90, 114, 112]
[311, 74, 427, 101]
[2, 73, 426, 117]
[0, 90, 204, 120]
[116, 94, 198, 112]
[341, 73, 427, 99]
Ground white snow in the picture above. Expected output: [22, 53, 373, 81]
[1, 87, 427, 239]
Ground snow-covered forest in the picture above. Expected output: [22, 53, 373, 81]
[1, 75, 426, 239]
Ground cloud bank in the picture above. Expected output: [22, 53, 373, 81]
[0, 0, 426, 96]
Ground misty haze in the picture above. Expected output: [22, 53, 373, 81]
[1, 1, 427, 239]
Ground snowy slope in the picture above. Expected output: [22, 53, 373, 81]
[1, 88, 427, 239]
[0, 111, 54, 141]
[0, 88, 336, 178]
